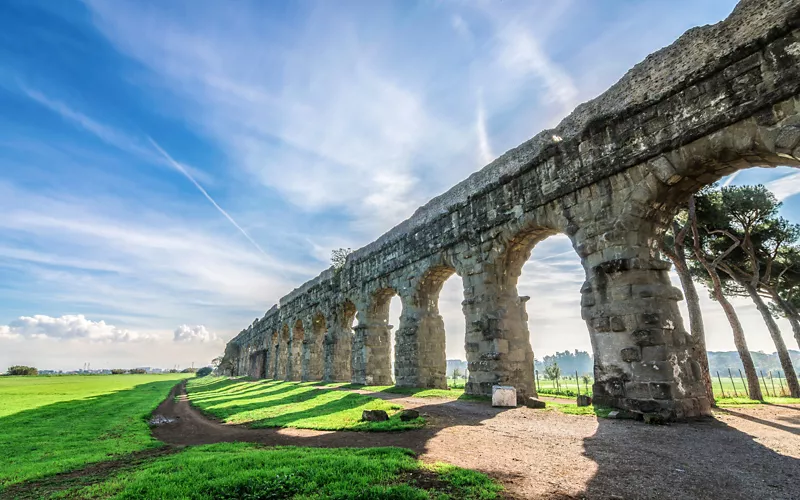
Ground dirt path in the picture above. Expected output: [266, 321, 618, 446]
[152, 382, 800, 499]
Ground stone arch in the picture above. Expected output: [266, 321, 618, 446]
[290, 319, 305, 381]
[303, 312, 326, 381]
[395, 265, 458, 388]
[352, 288, 396, 386]
[277, 324, 290, 380]
[323, 299, 357, 382]
[572, 113, 800, 417]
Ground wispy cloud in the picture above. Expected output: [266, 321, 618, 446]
[766, 171, 800, 201]
[147, 137, 269, 258]
[475, 90, 494, 165]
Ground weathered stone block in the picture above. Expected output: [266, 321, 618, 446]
[610, 317, 626, 332]
[632, 328, 665, 346]
[491, 385, 517, 407]
[650, 382, 674, 400]
[525, 397, 547, 409]
[362, 410, 389, 422]
[620, 347, 641, 362]
[399, 409, 420, 421]
[577, 395, 593, 407]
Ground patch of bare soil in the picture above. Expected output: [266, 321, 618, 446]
[1, 447, 177, 500]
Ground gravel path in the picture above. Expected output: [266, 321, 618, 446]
[152, 382, 800, 499]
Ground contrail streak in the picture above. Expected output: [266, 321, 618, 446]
[148, 137, 269, 257]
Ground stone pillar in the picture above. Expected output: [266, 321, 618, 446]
[264, 342, 272, 379]
[302, 316, 325, 381]
[395, 295, 447, 389]
[582, 248, 711, 419]
[323, 302, 355, 382]
[351, 304, 394, 386]
[461, 263, 536, 401]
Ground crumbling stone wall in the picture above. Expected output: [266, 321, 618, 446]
[225, 0, 800, 419]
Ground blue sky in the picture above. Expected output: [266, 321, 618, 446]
[1, 0, 799, 371]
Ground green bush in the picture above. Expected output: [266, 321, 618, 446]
[181, 367, 198, 373]
[196, 366, 213, 377]
[128, 368, 147, 374]
[6, 366, 38, 376]
[110, 369, 126, 375]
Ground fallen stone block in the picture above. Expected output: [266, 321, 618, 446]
[362, 409, 389, 422]
[492, 385, 517, 407]
[525, 397, 546, 409]
[643, 412, 669, 425]
[399, 409, 420, 421]
[606, 409, 637, 420]
[576, 395, 593, 407]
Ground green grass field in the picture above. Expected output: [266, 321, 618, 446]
[51, 444, 501, 500]
[0, 374, 188, 488]
[1, 375, 503, 499]
[187, 377, 425, 431]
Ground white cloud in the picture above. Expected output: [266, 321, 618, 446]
[475, 91, 494, 165]
[173, 324, 219, 343]
[495, 26, 579, 114]
[0, 315, 152, 343]
[765, 171, 800, 201]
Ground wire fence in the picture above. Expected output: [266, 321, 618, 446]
[712, 368, 794, 398]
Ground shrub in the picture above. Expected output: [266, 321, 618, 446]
[168, 369, 178, 373]
[181, 367, 198, 373]
[110, 369, 126, 375]
[6, 366, 38, 376]
[128, 368, 147, 374]
[196, 366, 213, 377]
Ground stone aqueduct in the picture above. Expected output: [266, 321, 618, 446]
[224, 0, 800, 419]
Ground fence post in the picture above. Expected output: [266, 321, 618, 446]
[738, 369, 749, 398]
[716, 371, 727, 398]
[535, 370, 539, 393]
[727, 368, 738, 398]
[759, 370, 772, 398]
[575, 370, 580, 395]
[769, 371, 778, 398]
[777, 371, 786, 396]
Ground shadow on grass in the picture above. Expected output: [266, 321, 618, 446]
[0, 379, 179, 489]
[187, 379, 423, 431]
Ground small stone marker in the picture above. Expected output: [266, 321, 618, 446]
[525, 397, 546, 409]
[491, 385, 517, 407]
[362, 409, 389, 422]
[576, 395, 593, 407]
[399, 409, 420, 421]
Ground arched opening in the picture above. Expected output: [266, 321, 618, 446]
[439, 275, 467, 388]
[518, 234, 591, 397]
[395, 266, 459, 389]
[291, 319, 305, 381]
[324, 299, 356, 382]
[352, 288, 395, 386]
[277, 324, 290, 380]
[388, 294, 402, 382]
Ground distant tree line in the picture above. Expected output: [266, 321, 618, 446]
[534, 350, 592, 376]
[6, 366, 38, 376]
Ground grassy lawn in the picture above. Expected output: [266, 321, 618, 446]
[187, 378, 425, 431]
[0, 374, 188, 488]
[53, 443, 503, 500]
[324, 382, 489, 401]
